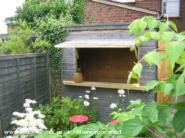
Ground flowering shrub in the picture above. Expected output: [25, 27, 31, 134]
[109, 89, 126, 112]
[79, 87, 98, 107]
[10, 99, 46, 138]
[38, 97, 97, 132]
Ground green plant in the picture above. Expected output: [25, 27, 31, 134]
[111, 16, 185, 137]
[15, 0, 85, 96]
[38, 97, 97, 132]
[34, 131, 62, 138]
[0, 20, 33, 54]
[60, 16, 185, 138]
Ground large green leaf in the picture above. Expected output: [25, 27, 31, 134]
[150, 32, 161, 40]
[163, 83, 174, 96]
[161, 32, 175, 42]
[175, 73, 185, 96]
[143, 16, 158, 30]
[121, 118, 143, 137]
[145, 80, 159, 91]
[175, 101, 185, 110]
[143, 51, 160, 66]
[132, 63, 143, 78]
[159, 22, 168, 32]
[156, 82, 174, 96]
[128, 19, 147, 35]
[79, 123, 99, 138]
[165, 41, 185, 70]
[173, 110, 185, 132]
[142, 102, 158, 124]
[158, 104, 171, 125]
[169, 21, 178, 32]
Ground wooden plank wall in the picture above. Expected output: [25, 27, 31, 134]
[0, 53, 50, 134]
[79, 48, 137, 83]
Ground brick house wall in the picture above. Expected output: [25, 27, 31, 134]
[84, 0, 185, 31]
[171, 0, 185, 31]
[84, 0, 161, 24]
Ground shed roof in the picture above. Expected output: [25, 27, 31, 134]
[55, 24, 135, 48]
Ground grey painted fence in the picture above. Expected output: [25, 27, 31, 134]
[0, 53, 50, 135]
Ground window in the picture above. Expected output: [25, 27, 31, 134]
[77, 48, 137, 83]
[162, 0, 180, 17]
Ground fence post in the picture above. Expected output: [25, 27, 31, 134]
[46, 54, 51, 101]
[33, 56, 37, 100]
[0, 109, 4, 137]
[16, 58, 24, 104]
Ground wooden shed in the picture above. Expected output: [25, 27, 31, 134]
[56, 24, 157, 122]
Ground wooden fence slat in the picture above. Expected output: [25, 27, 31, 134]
[0, 54, 50, 136]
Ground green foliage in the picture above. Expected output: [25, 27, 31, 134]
[113, 16, 185, 137]
[16, 0, 85, 27]
[38, 97, 97, 132]
[34, 131, 62, 138]
[0, 20, 33, 54]
[15, 0, 85, 96]
[62, 16, 185, 138]
[128, 16, 185, 97]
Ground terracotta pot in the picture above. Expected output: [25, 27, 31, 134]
[73, 72, 83, 83]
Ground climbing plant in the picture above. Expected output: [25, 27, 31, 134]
[14, 0, 85, 96]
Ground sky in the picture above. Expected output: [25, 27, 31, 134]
[0, 0, 24, 34]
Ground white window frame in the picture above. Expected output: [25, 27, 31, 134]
[162, 0, 180, 17]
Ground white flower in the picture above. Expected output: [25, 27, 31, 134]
[130, 100, 136, 103]
[93, 97, 99, 100]
[13, 112, 25, 118]
[110, 103, 117, 109]
[85, 90, 91, 93]
[118, 108, 122, 111]
[91, 87, 96, 91]
[83, 101, 90, 107]
[79, 96, 82, 98]
[23, 102, 30, 108]
[5, 136, 13, 138]
[11, 99, 46, 137]
[118, 89, 125, 95]
[25, 107, 33, 112]
[84, 94, 90, 99]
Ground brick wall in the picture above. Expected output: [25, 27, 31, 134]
[84, 0, 161, 24]
[171, 0, 185, 31]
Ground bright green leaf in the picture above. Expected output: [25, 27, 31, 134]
[145, 80, 159, 91]
[159, 22, 168, 32]
[142, 102, 158, 124]
[169, 21, 178, 32]
[132, 63, 143, 78]
[143, 51, 160, 66]
[143, 16, 158, 30]
[161, 32, 175, 42]
[163, 83, 174, 96]
[150, 32, 161, 40]
[165, 41, 185, 70]
[175, 73, 185, 96]
[121, 118, 143, 137]
[158, 104, 171, 125]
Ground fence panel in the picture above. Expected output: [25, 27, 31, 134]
[0, 53, 50, 135]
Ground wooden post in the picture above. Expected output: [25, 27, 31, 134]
[0, 109, 4, 137]
[157, 41, 172, 103]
